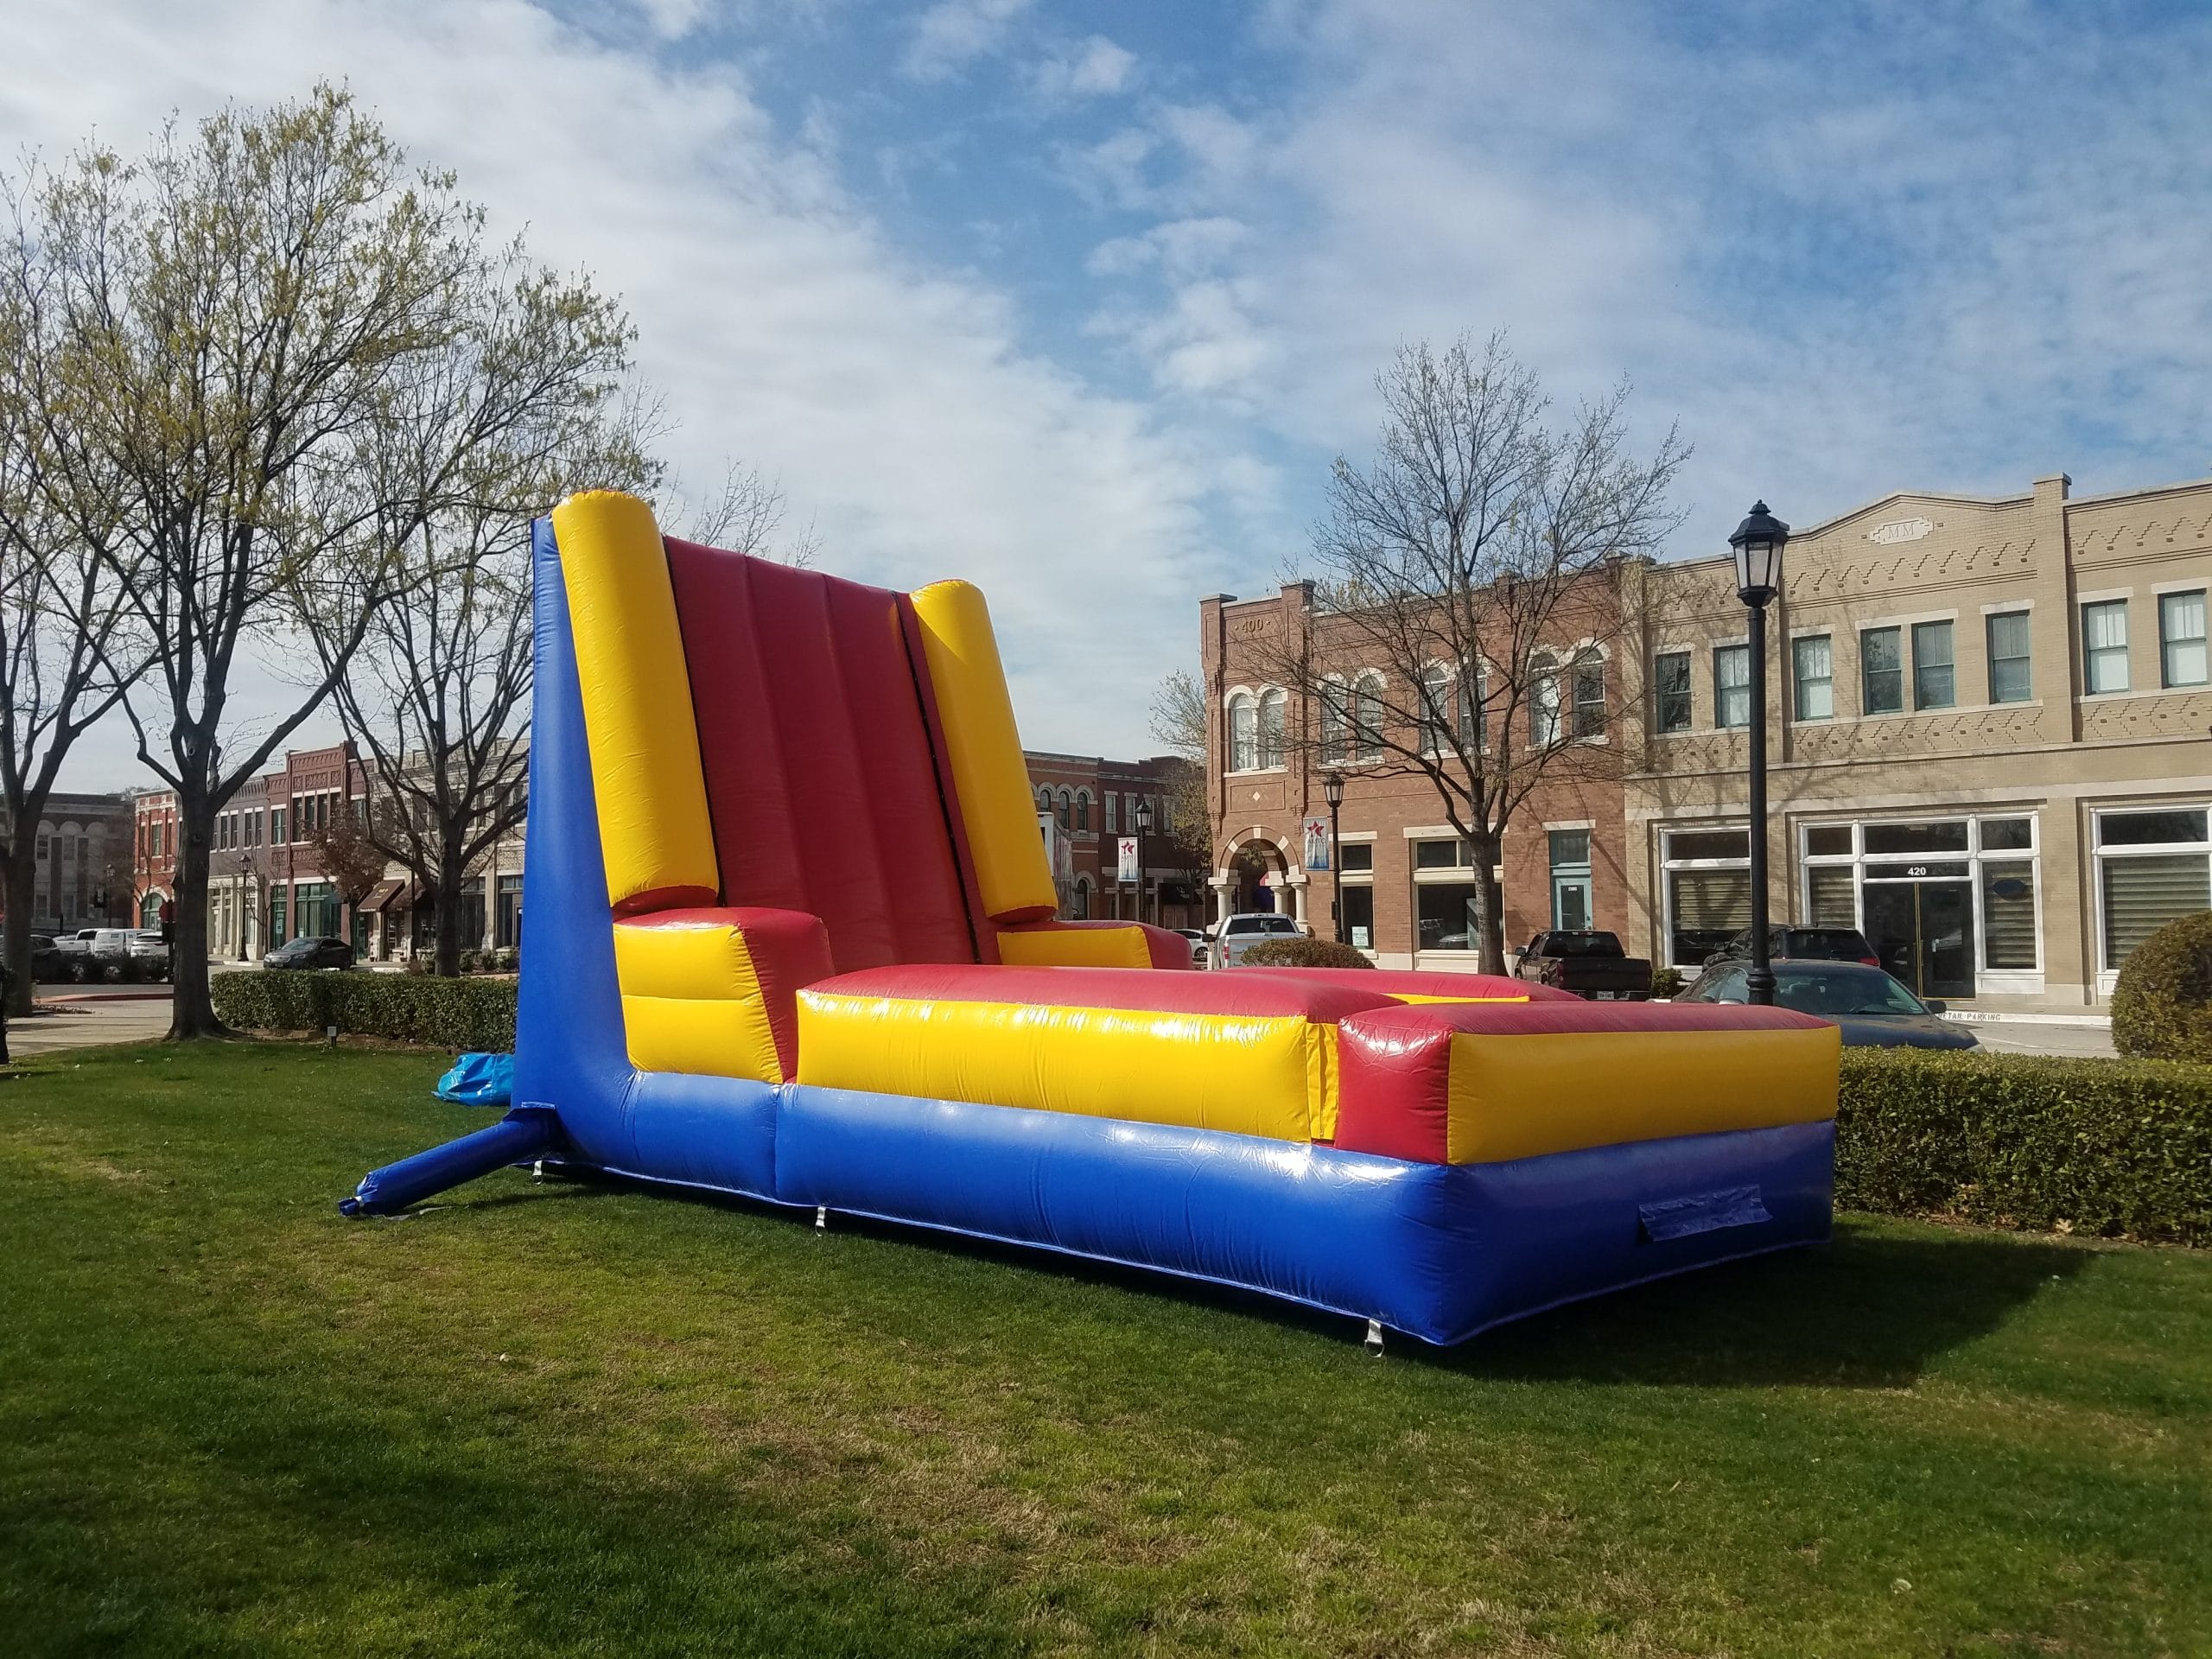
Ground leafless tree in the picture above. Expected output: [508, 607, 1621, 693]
[665, 459, 818, 565]
[27, 86, 644, 1035]
[1247, 333, 1688, 971]
[1146, 668, 1214, 869]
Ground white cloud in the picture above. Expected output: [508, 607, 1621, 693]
[1, 0, 1235, 785]
[1032, 34, 1135, 101]
[901, 0, 1031, 82]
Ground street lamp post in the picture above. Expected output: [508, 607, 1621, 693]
[1132, 795, 1154, 925]
[1729, 500, 1791, 1007]
[1322, 771, 1345, 944]
[235, 852, 252, 962]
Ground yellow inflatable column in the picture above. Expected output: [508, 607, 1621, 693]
[552, 491, 720, 914]
[908, 580, 1058, 924]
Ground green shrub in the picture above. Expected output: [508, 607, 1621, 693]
[2110, 910, 2212, 1062]
[212, 969, 516, 1051]
[1649, 966, 1687, 999]
[1835, 1048, 2212, 1244]
[1237, 938, 1375, 969]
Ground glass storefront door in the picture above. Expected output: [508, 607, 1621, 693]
[1862, 875, 1975, 999]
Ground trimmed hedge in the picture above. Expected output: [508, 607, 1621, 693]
[1238, 938, 1376, 969]
[212, 969, 517, 1052]
[2110, 909, 2212, 1062]
[1835, 1048, 2212, 1244]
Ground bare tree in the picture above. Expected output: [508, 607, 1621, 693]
[25, 86, 651, 1036]
[1147, 668, 1213, 868]
[1249, 334, 1688, 972]
[664, 458, 817, 564]
[0, 196, 148, 1014]
[302, 790, 389, 919]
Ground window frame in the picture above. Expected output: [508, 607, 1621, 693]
[2158, 589, 2208, 689]
[1910, 619, 1956, 710]
[1986, 608, 2032, 704]
[1859, 626, 1904, 715]
[1225, 690, 1258, 772]
[1790, 633, 1834, 722]
[2092, 804, 2211, 984]
[1713, 643, 1751, 729]
[2082, 599, 2130, 696]
[1653, 650, 1693, 734]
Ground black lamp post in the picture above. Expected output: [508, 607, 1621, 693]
[1132, 794, 1154, 925]
[1729, 499, 1791, 1007]
[1322, 770, 1345, 944]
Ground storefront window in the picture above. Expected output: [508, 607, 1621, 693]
[1981, 862, 2037, 970]
[496, 874, 524, 949]
[1662, 828, 1751, 967]
[2096, 808, 2210, 972]
[1800, 814, 2042, 998]
[1341, 885, 1374, 950]
[1417, 882, 1480, 951]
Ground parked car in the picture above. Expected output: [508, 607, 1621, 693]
[1704, 925, 1880, 969]
[1172, 926, 1211, 968]
[1212, 912, 1304, 967]
[28, 933, 68, 980]
[126, 930, 171, 981]
[264, 936, 355, 970]
[1512, 931, 1653, 1000]
[1675, 958, 1978, 1050]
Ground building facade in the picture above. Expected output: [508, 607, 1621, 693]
[1025, 752, 1204, 930]
[1201, 579, 1628, 970]
[18, 791, 135, 933]
[1202, 471, 2212, 1009]
[1624, 472, 2212, 1013]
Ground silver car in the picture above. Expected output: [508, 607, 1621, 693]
[1211, 912, 1305, 967]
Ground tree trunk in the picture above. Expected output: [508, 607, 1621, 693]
[434, 860, 465, 977]
[3, 838, 39, 1018]
[168, 805, 224, 1039]
[1470, 826, 1509, 976]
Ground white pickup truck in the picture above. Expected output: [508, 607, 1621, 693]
[1211, 912, 1306, 967]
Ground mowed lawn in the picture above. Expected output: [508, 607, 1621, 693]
[3, 1046, 2209, 1658]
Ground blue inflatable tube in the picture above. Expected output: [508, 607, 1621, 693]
[341, 1107, 561, 1217]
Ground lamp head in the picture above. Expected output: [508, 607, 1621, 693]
[1322, 771, 1345, 809]
[1729, 499, 1790, 605]
[1134, 796, 1154, 834]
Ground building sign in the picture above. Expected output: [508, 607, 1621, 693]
[1302, 816, 1331, 871]
[1116, 836, 1140, 882]
[1866, 516, 1933, 545]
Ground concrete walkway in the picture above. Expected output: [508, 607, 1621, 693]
[9, 985, 173, 1056]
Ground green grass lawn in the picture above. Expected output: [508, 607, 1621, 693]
[3, 1045, 2209, 1657]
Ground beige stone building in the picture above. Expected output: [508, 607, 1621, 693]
[1624, 472, 2212, 1014]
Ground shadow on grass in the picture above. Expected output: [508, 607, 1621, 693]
[442, 1177, 2091, 1391]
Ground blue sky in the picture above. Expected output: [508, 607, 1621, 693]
[5, 0, 2210, 783]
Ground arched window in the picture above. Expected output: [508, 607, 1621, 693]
[1352, 671, 1385, 764]
[1572, 651, 1606, 738]
[1462, 664, 1487, 750]
[1057, 787, 1073, 830]
[1530, 653, 1563, 747]
[1319, 679, 1349, 766]
[1227, 692, 1257, 772]
[1071, 876, 1091, 919]
[1256, 689, 1287, 769]
[1035, 786, 1051, 812]
[1074, 789, 1091, 831]
[1419, 664, 1452, 755]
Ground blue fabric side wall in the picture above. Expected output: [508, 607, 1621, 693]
[776, 1085, 1834, 1345]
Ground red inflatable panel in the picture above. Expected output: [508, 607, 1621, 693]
[806, 963, 1401, 1023]
[664, 539, 976, 973]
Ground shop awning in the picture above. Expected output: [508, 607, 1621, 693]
[358, 879, 410, 913]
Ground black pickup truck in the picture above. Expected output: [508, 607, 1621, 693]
[1512, 931, 1654, 1001]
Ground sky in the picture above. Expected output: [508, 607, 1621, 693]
[5, 0, 2210, 789]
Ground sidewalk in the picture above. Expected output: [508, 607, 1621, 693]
[10, 991, 174, 1055]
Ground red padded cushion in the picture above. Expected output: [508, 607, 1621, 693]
[664, 539, 977, 974]
[806, 963, 1400, 1023]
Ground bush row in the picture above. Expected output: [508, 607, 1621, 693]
[213, 969, 517, 1051]
[1834, 1048, 2212, 1245]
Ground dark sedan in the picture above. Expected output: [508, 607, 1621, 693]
[264, 936, 355, 970]
[1676, 958, 1978, 1050]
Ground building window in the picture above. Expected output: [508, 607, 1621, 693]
[1074, 790, 1091, 833]
[270, 806, 287, 845]
[1571, 656, 1605, 738]
[1227, 692, 1257, 772]
[1548, 829, 1593, 931]
[1911, 620, 1955, 710]
[1986, 611, 2032, 703]
[1713, 645, 1750, 729]
[495, 874, 524, 949]
[1802, 816, 2044, 995]
[1662, 828, 1751, 967]
[2159, 590, 2207, 689]
[1462, 666, 1486, 750]
[2096, 808, 2210, 973]
[1860, 626, 1904, 714]
[1412, 836, 1488, 953]
[1103, 791, 1117, 835]
[1056, 788, 1071, 830]
[1338, 841, 1375, 950]
[1256, 689, 1287, 768]
[1319, 680, 1348, 766]
[1654, 652, 1692, 733]
[1791, 635, 1833, 721]
[1071, 876, 1090, 919]
[1529, 655, 1563, 747]
[2082, 600, 2130, 694]
[1419, 664, 1452, 755]
[1350, 672, 1385, 764]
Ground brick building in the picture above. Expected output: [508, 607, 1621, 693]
[1024, 751, 1204, 930]
[1202, 467, 2212, 1007]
